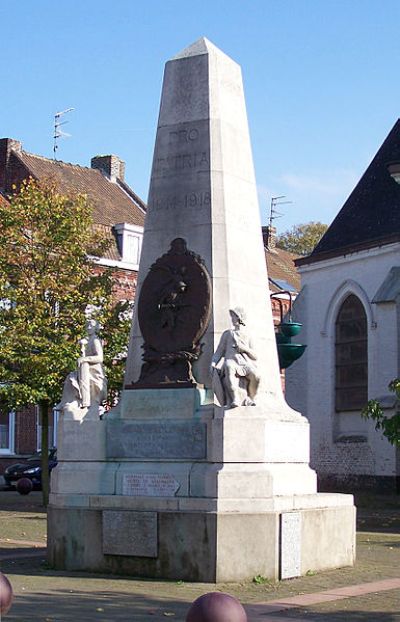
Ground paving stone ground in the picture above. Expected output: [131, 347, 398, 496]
[0, 490, 399, 621]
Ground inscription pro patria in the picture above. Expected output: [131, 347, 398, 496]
[146, 120, 211, 227]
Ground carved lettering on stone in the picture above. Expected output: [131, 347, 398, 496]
[107, 421, 207, 460]
[102, 511, 158, 558]
[122, 473, 180, 497]
[280, 512, 301, 579]
[153, 152, 209, 177]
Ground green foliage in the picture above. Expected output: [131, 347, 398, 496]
[362, 380, 400, 446]
[0, 178, 131, 412]
[252, 574, 271, 585]
[99, 298, 134, 407]
[276, 221, 328, 256]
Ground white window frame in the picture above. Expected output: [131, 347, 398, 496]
[0, 410, 15, 455]
[113, 222, 143, 267]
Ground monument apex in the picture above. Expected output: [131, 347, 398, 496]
[172, 37, 237, 62]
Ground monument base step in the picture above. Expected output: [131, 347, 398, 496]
[47, 495, 355, 582]
[51, 459, 317, 498]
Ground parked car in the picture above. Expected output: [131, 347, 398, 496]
[3, 448, 57, 489]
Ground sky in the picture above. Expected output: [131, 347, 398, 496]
[1, 0, 400, 233]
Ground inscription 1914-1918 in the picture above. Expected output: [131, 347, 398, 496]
[152, 191, 211, 212]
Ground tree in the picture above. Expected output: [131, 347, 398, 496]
[276, 221, 328, 256]
[0, 179, 132, 505]
[362, 379, 400, 446]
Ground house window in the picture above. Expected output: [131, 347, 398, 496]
[0, 410, 15, 454]
[125, 234, 139, 264]
[114, 223, 142, 265]
[335, 294, 368, 411]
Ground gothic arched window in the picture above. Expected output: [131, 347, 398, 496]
[335, 294, 368, 411]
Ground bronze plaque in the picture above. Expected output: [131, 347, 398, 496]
[133, 238, 211, 387]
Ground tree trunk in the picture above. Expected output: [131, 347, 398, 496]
[39, 400, 50, 507]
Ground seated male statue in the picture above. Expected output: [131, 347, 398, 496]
[211, 307, 260, 408]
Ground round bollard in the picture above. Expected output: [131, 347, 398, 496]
[0, 572, 14, 616]
[186, 592, 247, 622]
[16, 477, 33, 495]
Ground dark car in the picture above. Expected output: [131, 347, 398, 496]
[3, 448, 57, 489]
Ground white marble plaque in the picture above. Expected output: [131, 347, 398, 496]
[280, 511, 301, 579]
[103, 510, 157, 557]
[122, 473, 180, 497]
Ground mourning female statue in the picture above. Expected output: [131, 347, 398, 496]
[211, 307, 260, 408]
[57, 318, 107, 419]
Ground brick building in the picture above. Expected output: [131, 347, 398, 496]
[263, 225, 300, 324]
[0, 138, 146, 472]
[262, 226, 301, 390]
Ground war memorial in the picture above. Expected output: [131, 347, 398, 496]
[48, 38, 355, 582]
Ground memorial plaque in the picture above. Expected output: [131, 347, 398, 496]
[122, 473, 180, 497]
[103, 511, 158, 557]
[107, 421, 206, 459]
[280, 512, 301, 579]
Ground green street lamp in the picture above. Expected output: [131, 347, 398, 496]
[270, 291, 306, 369]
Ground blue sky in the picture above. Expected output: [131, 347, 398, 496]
[1, 1, 399, 233]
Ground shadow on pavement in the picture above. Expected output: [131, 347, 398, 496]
[6, 592, 400, 622]
[5, 590, 191, 622]
[268, 608, 400, 622]
[0, 490, 46, 513]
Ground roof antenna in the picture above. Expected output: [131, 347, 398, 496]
[53, 108, 74, 160]
[269, 195, 292, 228]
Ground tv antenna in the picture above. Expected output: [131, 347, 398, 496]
[269, 195, 292, 229]
[53, 108, 74, 159]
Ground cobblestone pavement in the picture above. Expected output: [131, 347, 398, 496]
[0, 491, 399, 621]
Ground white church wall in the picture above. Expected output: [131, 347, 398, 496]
[286, 242, 399, 490]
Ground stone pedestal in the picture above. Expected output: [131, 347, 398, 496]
[48, 38, 356, 582]
[49, 389, 355, 581]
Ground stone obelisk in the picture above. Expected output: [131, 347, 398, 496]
[124, 38, 288, 406]
[48, 39, 355, 582]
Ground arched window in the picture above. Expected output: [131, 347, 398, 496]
[335, 294, 368, 411]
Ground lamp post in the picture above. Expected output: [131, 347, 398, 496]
[270, 291, 306, 369]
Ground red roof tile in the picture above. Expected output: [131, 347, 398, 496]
[265, 247, 301, 292]
[15, 151, 146, 228]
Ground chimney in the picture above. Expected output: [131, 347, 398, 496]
[91, 154, 125, 182]
[0, 138, 22, 192]
[262, 225, 277, 250]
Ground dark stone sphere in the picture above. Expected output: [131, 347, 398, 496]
[16, 477, 33, 495]
[186, 592, 247, 622]
[0, 572, 14, 616]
